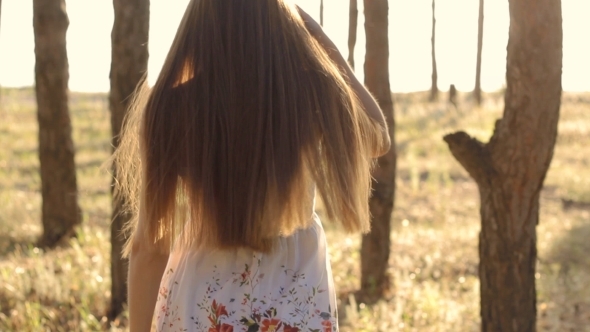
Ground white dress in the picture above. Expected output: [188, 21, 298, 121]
[154, 212, 339, 332]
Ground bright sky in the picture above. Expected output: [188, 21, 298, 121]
[0, 0, 588, 93]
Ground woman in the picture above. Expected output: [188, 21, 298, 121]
[114, 0, 390, 331]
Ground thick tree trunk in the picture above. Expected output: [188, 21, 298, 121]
[360, 0, 396, 303]
[33, 0, 81, 249]
[320, 0, 324, 27]
[444, 0, 562, 330]
[108, 0, 150, 321]
[429, 0, 438, 102]
[473, 0, 484, 105]
[347, 0, 358, 70]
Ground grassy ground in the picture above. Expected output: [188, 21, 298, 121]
[0, 87, 589, 331]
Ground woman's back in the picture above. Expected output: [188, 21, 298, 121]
[117, 0, 380, 255]
[117, 1, 390, 331]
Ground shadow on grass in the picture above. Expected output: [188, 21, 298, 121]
[0, 235, 36, 259]
[539, 221, 590, 330]
[545, 222, 590, 271]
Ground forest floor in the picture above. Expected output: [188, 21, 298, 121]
[0, 87, 589, 331]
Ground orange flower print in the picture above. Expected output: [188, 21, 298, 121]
[209, 323, 234, 332]
[207, 300, 231, 331]
[212, 300, 228, 318]
[283, 324, 300, 332]
[220, 324, 233, 332]
[321, 320, 332, 332]
[261, 318, 281, 332]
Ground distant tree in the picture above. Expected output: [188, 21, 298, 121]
[429, 0, 438, 102]
[33, 0, 81, 248]
[448, 84, 457, 108]
[108, 0, 150, 320]
[320, 0, 324, 26]
[347, 0, 358, 69]
[473, 0, 484, 105]
[360, 0, 396, 303]
[444, 0, 562, 330]
[1, 0, 2, 96]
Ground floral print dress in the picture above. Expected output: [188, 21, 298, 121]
[154, 213, 338, 332]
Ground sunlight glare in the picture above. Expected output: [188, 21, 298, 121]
[0, 0, 587, 93]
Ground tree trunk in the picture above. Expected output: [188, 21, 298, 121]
[443, 0, 562, 330]
[320, 0, 324, 27]
[429, 0, 438, 102]
[347, 0, 358, 70]
[108, 0, 150, 321]
[360, 0, 396, 303]
[449, 84, 458, 108]
[1, 0, 2, 100]
[33, 0, 81, 249]
[473, 0, 484, 105]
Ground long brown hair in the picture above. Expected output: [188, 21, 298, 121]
[114, 0, 385, 255]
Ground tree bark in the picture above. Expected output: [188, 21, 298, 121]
[0, 0, 3, 100]
[33, 0, 81, 249]
[347, 0, 358, 70]
[473, 0, 484, 105]
[320, 0, 324, 27]
[443, 0, 562, 330]
[108, 0, 150, 321]
[429, 0, 438, 102]
[360, 0, 396, 303]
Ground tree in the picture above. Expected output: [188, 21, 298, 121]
[108, 0, 150, 320]
[429, 0, 438, 102]
[320, 0, 324, 26]
[33, 0, 81, 248]
[443, 0, 562, 330]
[360, 0, 396, 303]
[0, 0, 2, 100]
[449, 84, 457, 108]
[473, 0, 484, 105]
[1, 0, 3, 98]
[347, 0, 358, 69]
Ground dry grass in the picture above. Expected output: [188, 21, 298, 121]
[0, 87, 589, 331]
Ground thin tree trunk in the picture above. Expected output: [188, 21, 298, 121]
[108, 0, 150, 320]
[1, 0, 2, 100]
[360, 0, 396, 303]
[320, 0, 324, 26]
[33, 0, 81, 249]
[347, 0, 358, 70]
[449, 84, 458, 108]
[474, 0, 484, 105]
[444, 0, 562, 330]
[429, 0, 438, 102]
